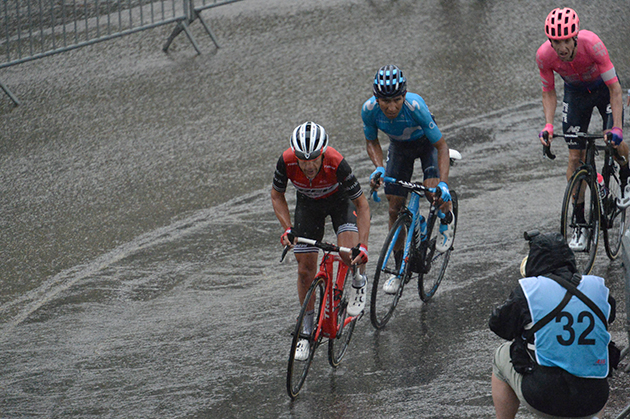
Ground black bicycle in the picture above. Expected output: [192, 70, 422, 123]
[369, 177, 458, 329]
[545, 133, 628, 274]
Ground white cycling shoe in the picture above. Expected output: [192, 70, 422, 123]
[436, 213, 456, 253]
[294, 339, 310, 361]
[617, 184, 630, 209]
[382, 275, 401, 294]
[347, 282, 367, 317]
[569, 227, 590, 251]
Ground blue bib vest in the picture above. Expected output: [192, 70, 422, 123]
[519, 275, 611, 378]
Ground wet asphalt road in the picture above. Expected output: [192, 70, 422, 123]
[1, 0, 629, 417]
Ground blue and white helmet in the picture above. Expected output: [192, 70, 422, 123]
[290, 122, 328, 160]
[373, 65, 407, 99]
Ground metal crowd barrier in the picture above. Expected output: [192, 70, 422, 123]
[1, 0, 241, 105]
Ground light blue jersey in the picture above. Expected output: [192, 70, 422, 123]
[361, 92, 442, 144]
[520, 275, 611, 378]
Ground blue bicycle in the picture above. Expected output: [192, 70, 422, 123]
[369, 175, 459, 329]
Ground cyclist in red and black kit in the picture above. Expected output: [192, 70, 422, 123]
[271, 122, 370, 361]
[536, 7, 629, 250]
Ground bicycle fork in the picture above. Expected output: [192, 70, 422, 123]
[313, 257, 359, 342]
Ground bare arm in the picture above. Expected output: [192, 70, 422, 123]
[350, 192, 371, 265]
[352, 193, 370, 247]
[434, 137, 450, 185]
[541, 89, 557, 145]
[607, 81, 624, 130]
[366, 138, 385, 188]
[607, 81, 628, 161]
[366, 138, 384, 168]
[271, 188, 292, 243]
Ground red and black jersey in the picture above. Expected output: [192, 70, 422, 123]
[272, 147, 363, 201]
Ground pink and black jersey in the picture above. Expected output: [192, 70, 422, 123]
[536, 30, 618, 92]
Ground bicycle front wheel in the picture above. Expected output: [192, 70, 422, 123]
[370, 213, 411, 329]
[602, 164, 626, 260]
[287, 276, 324, 400]
[418, 191, 458, 302]
[560, 169, 600, 275]
[328, 268, 357, 368]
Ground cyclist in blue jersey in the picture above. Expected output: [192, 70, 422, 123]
[490, 231, 617, 419]
[363, 64, 455, 294]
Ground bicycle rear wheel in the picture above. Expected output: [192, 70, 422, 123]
[602, 163, 626, 260]
[328, 268, 357, 367]
[418, 191, 458, 302]
[560, 169, 600, 275]
[370, 213, 411, 329]
[287, 276, 324, 400]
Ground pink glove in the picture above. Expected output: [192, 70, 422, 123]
[539, 123, 554, 143]
[608, 127, 623, 146]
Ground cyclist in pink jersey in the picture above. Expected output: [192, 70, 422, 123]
[536, 7, 628, 251]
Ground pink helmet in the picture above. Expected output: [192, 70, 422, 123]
[544, 8, 580, 40]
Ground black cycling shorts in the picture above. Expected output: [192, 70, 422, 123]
[292, 192, 358, 253]
[562, 82, 613, 150]
[384, 139, 439, 197]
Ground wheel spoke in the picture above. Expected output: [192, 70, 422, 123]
[418, 191, 457, 302]
[370, 214, 410, 329]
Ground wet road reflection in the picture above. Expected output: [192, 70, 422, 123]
[1, 0, 629, 417]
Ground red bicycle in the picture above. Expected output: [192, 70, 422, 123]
[282, 237, 362, 400]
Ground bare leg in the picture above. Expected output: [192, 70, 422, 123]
[491, 373, 519, 419]
[386, 195, 406, 230]
[295, 252, 318, 309]
[567, 148, 585, 181]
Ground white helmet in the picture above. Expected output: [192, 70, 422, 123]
[290, 122, 328, 160]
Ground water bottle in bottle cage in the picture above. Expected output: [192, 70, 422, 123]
[597, 173, 607, 200]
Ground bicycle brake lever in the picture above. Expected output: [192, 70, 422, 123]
[370, 173, 382, 202]
[543, 144, 556, 160]
[280, 245, 291, 263]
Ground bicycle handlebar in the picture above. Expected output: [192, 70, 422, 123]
[542, 132, 607, 161]
[370, 149, 461, 202]
[552, 132, 606, 140]
[370, 173, 441, 202]
[280, 237, 353, 263]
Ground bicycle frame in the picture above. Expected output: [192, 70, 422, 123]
[282, 237, 358, 341]
[379, 177, 440, 278]
[556, 133, 612, 218]
[313, 253, 355, 340]
[381, 191, 423, 278]
[285, 237, 361, 399]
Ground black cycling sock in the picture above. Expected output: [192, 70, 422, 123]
[441, 210, 453, 225]
[575, 202, 585, 224]
[394, 250, 403, 271]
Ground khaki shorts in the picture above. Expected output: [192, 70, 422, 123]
[492, 342, 600, 419]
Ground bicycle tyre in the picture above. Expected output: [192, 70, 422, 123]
[418, 191, 458, 302]
[328, 268, 357, 367]
[369, 213, 412, 329]
[287, 276, 325, 400]
[560, 168, 600, 275]
[602, 162, 626, 260]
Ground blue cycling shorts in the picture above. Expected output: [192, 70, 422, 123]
[384, 139, 439, 197]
